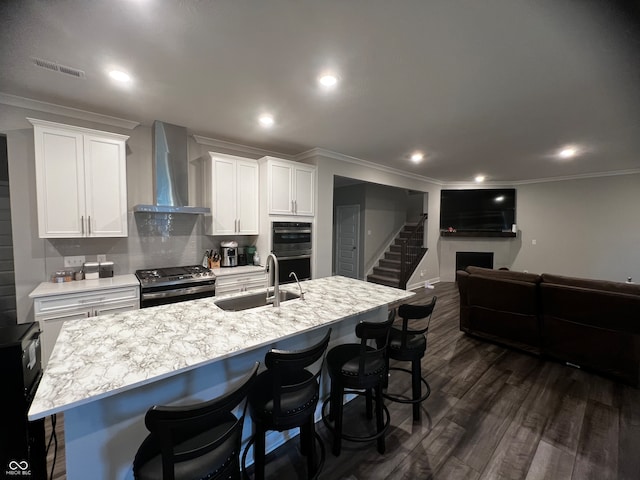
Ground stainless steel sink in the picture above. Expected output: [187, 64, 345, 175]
[214, 290, 300, 311]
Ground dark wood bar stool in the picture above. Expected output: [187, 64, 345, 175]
[321, 314, 395, 456]
[383, 296, 437, 422]
[132, 362, 259, 480]
[242, 329, 332, 480]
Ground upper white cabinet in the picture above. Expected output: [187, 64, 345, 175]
[28, 118, 129, 238]
[264, 157, 315, 216]
[204, 153, 259, 235]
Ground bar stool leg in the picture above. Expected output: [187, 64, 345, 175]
[305, 416, 316, 477]
[375, 385, 386, 454]
[365, 388, 373, 419]
[333, 384, 344, 456]
[254, 425, 266, 480]
[412, 358, 422, 421]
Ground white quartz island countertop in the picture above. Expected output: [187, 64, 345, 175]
[29, 276, 414, 420]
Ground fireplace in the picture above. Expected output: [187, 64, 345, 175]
[456, 251, 494, 273]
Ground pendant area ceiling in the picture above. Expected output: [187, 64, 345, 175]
[1, 0, 640, 183]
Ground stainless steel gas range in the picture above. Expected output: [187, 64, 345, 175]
[135, 265, 216, 308]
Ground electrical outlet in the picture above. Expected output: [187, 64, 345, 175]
[420, 270, 425, 277]
[64, 255, 86, 268]
[532, 239, 537, 245]
[97, 254, 107, 263]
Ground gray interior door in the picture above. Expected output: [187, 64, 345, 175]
[335, 204, 360, 278]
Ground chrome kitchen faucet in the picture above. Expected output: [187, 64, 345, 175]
[265, 253, 280, 307]
[289, 272, 305, 300]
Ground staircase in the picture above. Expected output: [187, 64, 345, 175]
[367, 217, 427, 289]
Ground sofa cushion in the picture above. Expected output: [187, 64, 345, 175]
[466, 266, 541, 284]
[468, 276, 539, 315]
[541, 273, 640, 295]
[540, 283, 640, 334]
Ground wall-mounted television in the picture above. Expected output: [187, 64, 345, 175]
[440, 188, 516, 233]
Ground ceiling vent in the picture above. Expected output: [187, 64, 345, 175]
[31, 57, 86, 79]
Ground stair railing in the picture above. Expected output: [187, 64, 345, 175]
[399, 213, 428, 289]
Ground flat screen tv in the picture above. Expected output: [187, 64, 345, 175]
[440, 189, 516, 232]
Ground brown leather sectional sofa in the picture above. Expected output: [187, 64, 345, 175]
[457, 266, 640, 386]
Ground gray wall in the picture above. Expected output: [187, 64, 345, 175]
[2, 102, 638, 324]
[437, 174, 640, 282]
[300, 152, 440, 281]
[362, 183, 415, 275]
[512, 174, 640, 281]
[333, 181, 422, 278]
[0, 104, 233, 322]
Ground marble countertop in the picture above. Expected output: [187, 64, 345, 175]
[212, 265, 265, 277]
[29, 274, 139, 298]
[28, 276, 414, 420]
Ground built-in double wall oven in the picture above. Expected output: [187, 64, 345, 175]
[272, 222, 312, 284]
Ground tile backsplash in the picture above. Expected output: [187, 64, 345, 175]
[44, 213, 210, 277]
[43, 213, 260, 280]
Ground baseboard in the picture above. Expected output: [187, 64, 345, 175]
[406, 276, 440, 291]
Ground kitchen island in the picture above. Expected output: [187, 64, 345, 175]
[29, 276, 414, 479]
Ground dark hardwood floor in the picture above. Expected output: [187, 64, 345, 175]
[45, 282, 640, 479]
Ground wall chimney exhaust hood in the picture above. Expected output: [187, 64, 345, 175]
[133, 121, 210, 214]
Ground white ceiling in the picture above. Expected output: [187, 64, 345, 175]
[2, 0, 640, 183]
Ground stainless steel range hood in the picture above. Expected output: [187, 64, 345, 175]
[133, 121, 210, 214]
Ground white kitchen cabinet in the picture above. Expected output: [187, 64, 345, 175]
[33, 285, 140, 366]
[28, 118, 129, 238]
[214, 270, 267, 296]
[204, 153, 259, 235]
[264, 157, 315, 216]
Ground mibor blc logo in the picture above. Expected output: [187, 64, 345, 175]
[5, 459, 31, 477]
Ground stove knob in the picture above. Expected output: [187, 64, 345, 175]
[195, 273, 201, 277]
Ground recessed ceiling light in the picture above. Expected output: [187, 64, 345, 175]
[318, 74, 338, 88]
[558, 146, 577, 158]
[475, 175, 485, 183]
[258, 114, 275, 128]
[410, 152, 424, 163]
[108, 70, 131, 82]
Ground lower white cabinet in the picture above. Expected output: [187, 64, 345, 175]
[34, 285, 140, 366]
[215, 271, 268, 296]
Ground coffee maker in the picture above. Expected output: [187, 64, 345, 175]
[220, 241, 238, 267]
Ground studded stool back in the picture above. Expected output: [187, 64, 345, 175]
[384, 296, 437, 421]
[321, 313, 395, 456]
[242, 329, 332, 480]
[133, 362, 259, 480]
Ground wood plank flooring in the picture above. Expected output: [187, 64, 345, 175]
[44, 282, 640, 479]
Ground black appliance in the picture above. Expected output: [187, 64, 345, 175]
[135, 265, 216, 308]
[271, 222, 312, 284]
[440, 188, 516, 232]
[0, 322, 46, 479]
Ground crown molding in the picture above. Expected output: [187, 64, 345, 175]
[295, 147, 445, 186]
[0, 92, 140, 130]
[447, 168, 640, 187]
[192, 135, 294, 160]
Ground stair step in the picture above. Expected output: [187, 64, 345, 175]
[384, 252, 401, 261]
[390, 245, 401, 253]
[379, 258, 400, 269]
[373, 266, 400, 279]
[400, 226, 423, 236]
[367, 274, 401, 288]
